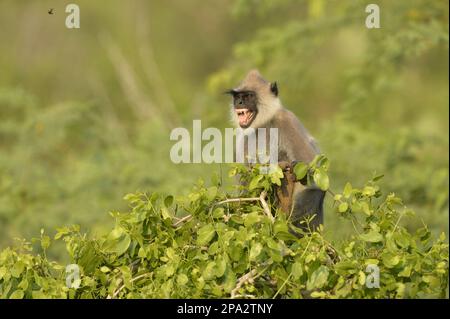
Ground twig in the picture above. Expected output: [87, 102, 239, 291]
[107, 273, 151, 299]
[173, 191, 271, 228]
[209, 191, 274, 223]
[392, 211, 405, 233]
[172, 214, 192, 227]
[215, 196, 261, 205]
[272, 235, 314, 299]
[231, 269, 258, 299]
[259, 191, 274, 223]
[232, 294, 256, 299]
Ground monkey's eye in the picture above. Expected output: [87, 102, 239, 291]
[243, 92, 254, 100]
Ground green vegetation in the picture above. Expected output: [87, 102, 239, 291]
[0, 0, 448, 298]
[0, 160, 447, 298]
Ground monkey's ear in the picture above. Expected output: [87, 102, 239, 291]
[270, 82, 278, 96]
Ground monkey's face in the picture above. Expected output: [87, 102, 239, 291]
[229, 90, 258, 128]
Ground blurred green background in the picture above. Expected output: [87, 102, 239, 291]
[0, 0, 448, 259]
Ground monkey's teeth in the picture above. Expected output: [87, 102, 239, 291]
[236, 109, 250, 116]
[236, 109, 255, 127]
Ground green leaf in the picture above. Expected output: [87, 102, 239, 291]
[100, 266, 111, 273]
[343, 182, 352, 198]
[0, 266, 6, 279]
[78, 241, 102, 273]
[334, 260, 358, 275]
[230, 215, 244, 224]
[212, 207, 224, 219]
[364, 259, 379, 265]
[293, 162, 308, 180]
[273, 220, 289, 234]
[358, 271, 366, 286]
[416, 227, 431, 243]
[338, 202, 348, 213]
[164, 195, 174, 207]
[313, 169, 329, 191]
[196, 225, 216, 245]
[361, 202, 371, 216]
[359, 230, 383, 243]
[104, 228, 131, 256]
[318, 157, 330, 170]
[31, 290, 47, 299]
[249, 175, 263, 190]
[10, 289, 24, 299]
[164, 264, 175, 278]
[215, 257, 227, 277]
[398, 266, 412, 277]
[249, 242, 263, 261]
[362, 186, 376, 197]
[270, 167, 283, 186]
[114, 233, 131, 256]
[422, 275, 440, 289]
[203, 261, 216, 280]
[41, 235, 51, 250]
[291, 261, 303, 279]
[372, 174, 384, 182]
[11, 261, 25, 278]
[244, 212, 260, 227]
[382, 253, 400, 268]
[393, 232, 410, 249]
[208, 241, 219, 255]
[177, 274, 189, 286]
[161, 207, 171, 220]
[306, 266, 329, 290]
[18, 279, 28, 290]
[206, 187, 218, 201]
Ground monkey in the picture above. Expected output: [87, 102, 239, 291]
[226, 69, 325, 232]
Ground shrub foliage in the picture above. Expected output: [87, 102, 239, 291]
[0, 157, 448, 299]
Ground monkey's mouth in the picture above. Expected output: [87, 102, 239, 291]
[235, 108, 255, 127]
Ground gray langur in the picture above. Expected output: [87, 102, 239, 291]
[226, 69, 325, 231]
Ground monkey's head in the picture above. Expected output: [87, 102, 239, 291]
[227, 69, 281, 129]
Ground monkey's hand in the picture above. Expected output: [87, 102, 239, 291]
[278, 161, 291, 171]
[290, 160, 308, 185]
[278, 161, 307, 184]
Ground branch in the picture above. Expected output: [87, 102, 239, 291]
[172, 214, 192, 227]
[259, 191, 274, 223]
[173, 192, 274, 229]
[230, 269, 258, 299]
[107, 273, 151, 299]
[214, 196, 261, 205]
[232, 294, 256, 299]
[209, 191, 274, 223]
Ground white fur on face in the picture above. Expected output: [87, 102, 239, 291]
[249, 97, 281, 129]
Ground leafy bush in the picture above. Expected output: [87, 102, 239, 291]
[0, 157, 447, 299]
